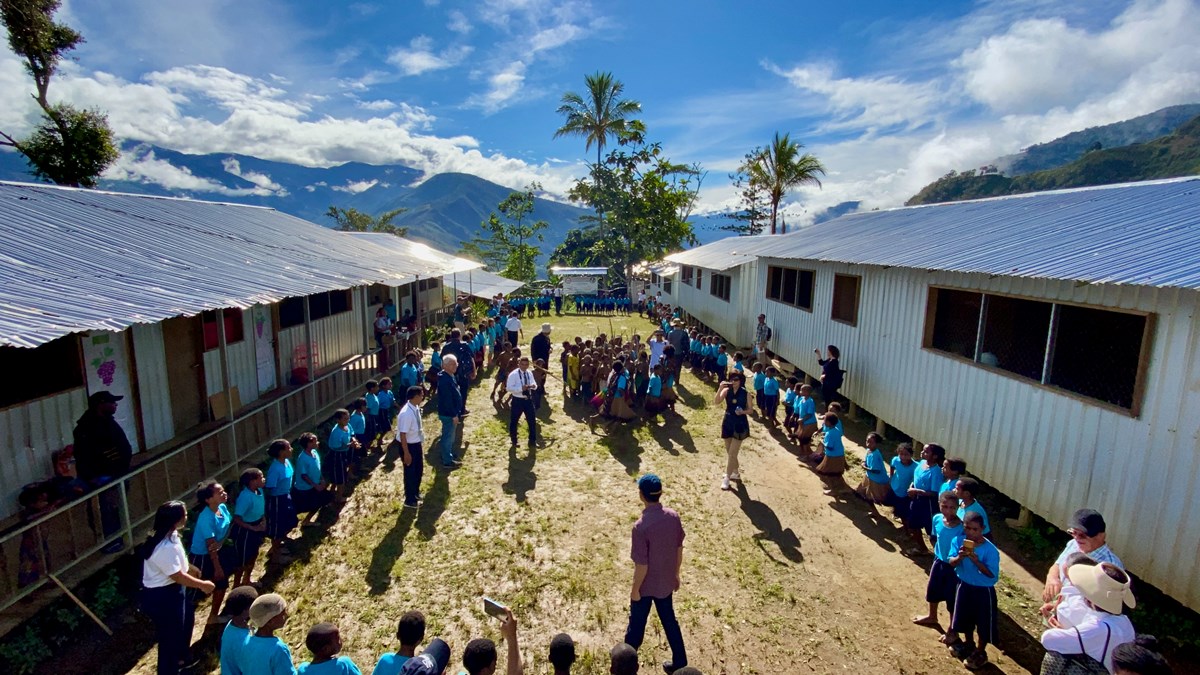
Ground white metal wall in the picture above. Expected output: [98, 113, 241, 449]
[277, 308, 366, 379]
[203, 310, 259, 404]
[0, 387, 86, 519]
[674, 262, 757, 347]
[750, 256, 1200, 610]
[131, 323, 175, 448]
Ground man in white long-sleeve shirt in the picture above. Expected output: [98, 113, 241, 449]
[506, 355, 538, 447]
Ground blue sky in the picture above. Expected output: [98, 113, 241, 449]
[2, 0, 1199, 221]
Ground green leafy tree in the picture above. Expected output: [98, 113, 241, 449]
[568, 123, 703, 284]
[553, 71, 641, 170]
[749, 132, 825, 235]
[723, 146, 770, 236]
[0, 0, 119, 187]
[460, 183, 547, 283]
[325, 206, 409, 237]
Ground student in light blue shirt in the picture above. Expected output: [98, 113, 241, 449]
[854, 432, 891, 503]
[940, 457, 967, 496]
[376, 378, 396, 440]
[795, 383, 819, 448]
[231, 468, 266, 588]
[264, 440, 297, 565]
[644, 365, 667, 419]
[191, 480, 236, 624]
[298, 623, 361, 674]
[888, 442, 918, 506]
[292, 432, 331, 526]
[327, 409, 356, 502]
[751, 362, 767, 415]
[372, 610, 425, 675]
[220, 586, 258, 675]
[913, 491, 963, 629]
[815, 412, 847, 476]
[945, 512, 999, 669]
[732, 352, 745, 373]
[954, 477, 991, 535]
[399, 352, 420, 390]
[243, 593, 297, 675]
[761, 366, 782, 425]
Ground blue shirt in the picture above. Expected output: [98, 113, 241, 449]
[864, 449, 889, 484]
[365, 392, 380, 415]
[889, 457, 918, 498]
[733, 361, 744, 372]
[783, 390, 796, 407]
[329, 425, 352, 452]
[234, 488, 264, 523]
[399, 363, 419, 388]
[240, 635, 297, 675]
[221, 622, 252, 675]
[298, 656, 362, 675]
[349, 411, 367, 435]
[763, 377, 780, 396]
[958, 500, 991, 535]
[265, 459, 294, 497]
[615, 374, 629, 398]
[431, 351, 442, 369]
[191, 504, 233, 555]
[938, 477, 958, 495]
[371, 653, 410, 675]
[950, 534, 1000, 587]
[932, 514, 964, 563]
[647, 375, 662, 397]
[294, 451, 322, 491]
[377, 389, 395, 413]
[752, 372, 766, 391]
[913, 460, 943, 493]
[821, 424, 845, 457]
[716, 353, 728, 367]
[796, 397, 816, 425]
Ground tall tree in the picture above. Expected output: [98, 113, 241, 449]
[460, 183, 548, 283]
[722, 146, 770, 236]
[0, 0, 118, 187]
[326, 206, 409, 237]
[568, 124, 703, 284]
[553, 71, 642, 170]
[750, 132, 825, 235]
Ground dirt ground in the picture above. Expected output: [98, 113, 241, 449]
[63, 314, 1064, 674]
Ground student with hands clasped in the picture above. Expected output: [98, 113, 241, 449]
[944, 511, 1000, 670]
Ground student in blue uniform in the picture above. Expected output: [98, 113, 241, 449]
[912, 491, 964, 630]
[944, 511, 1000, 669]
[191, 480, 237, 625]
[714, 344, 729, 379]
[348, 399, 369, 476]
[904, 443, 947, 555]
[954, 477, 990, 536]
[815, 412, 846, 477]
[220, 585, 258, 675]
[795, 383, 818, 448]
[231, 468, 267, 588]
[761, 366, 781, 426]
[854, 432, 891, 503]
[327, 409, 357, 503]
[751, 363, 766, 415]
[372, 610, 426, 675]
[292, 432, 332, 527]
[298, 622, 362, 674]
[375, 378, 396, 452]
[887, 442, 919, 512]
[363, 380, 381, 458]
[644, 364, 667, 420]
[427, 342, 443, 397]
[940, 457, 967, 496]
[243, 593, 297, 675]
[264, 440, 297, 566]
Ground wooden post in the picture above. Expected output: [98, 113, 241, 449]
[874, 417, 886, 436]
[848, 401, 859, 419]
[49, 574, 113, 636]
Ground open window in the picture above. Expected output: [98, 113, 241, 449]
[0, 335, 85, 409]
[831, 274, 860, 325]
[710, 273, 732, 302]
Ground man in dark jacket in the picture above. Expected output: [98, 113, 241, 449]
[530, 323, 553, 364]
[441, 329, 475, 409]
[436, 354, 465, 469]
[73, 391, 133, 551]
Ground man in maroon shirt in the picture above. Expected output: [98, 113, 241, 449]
[624, 474, 687, 674]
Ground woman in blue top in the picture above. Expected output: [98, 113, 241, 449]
[231, 468, 267, 588]
[904, 443, 946, 554]
[292, 432, 332, 527]
[854, 432, 891, 503]
[263, 439, 297, 565]
[815, 412, 847, 476]
[191, 480, 237, 625]
[716, 371, 751, 491]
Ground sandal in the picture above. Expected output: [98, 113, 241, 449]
[949, 641, 974, 659]
[963, 651, 989, 670]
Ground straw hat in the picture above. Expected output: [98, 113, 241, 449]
[1068, 562, 1135, 614]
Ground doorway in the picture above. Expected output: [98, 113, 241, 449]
[161, 316, 207, 433]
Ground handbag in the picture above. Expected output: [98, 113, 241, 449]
[1039, 625, 1111, 675]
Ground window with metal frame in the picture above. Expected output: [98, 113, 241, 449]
[831, 274, 860, 325]
[766, 265, 814, 310]
[202, 308, 246, 351]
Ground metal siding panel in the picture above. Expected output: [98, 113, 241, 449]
[0, 388, 86, 519]
[131, 322, 175, 447]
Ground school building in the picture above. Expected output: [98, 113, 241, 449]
[0, 181, 494, 626]
[663, 177, 1200, 612]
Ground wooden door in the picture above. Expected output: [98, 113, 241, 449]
[161, 316, 206, 433]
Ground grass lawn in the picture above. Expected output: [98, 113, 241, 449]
[114, 313, 1052, 675]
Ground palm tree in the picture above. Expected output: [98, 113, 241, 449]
[750, 132, 825, 235]
[553, 71, 642, 168]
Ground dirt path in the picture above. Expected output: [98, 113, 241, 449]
[102, 314, 1048, 674]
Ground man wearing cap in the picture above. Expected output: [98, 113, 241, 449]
[1043, 508, 1125, 603]
[531, 323, 553, 365]
[400, 638, 452, 675]
[753, 314, 772, 366]
[625, 474, 687, 674]
[73, 391, 134, 549]
[506, 356, 538, 447]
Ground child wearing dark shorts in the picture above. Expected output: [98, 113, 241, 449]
[913, 491, 963, 629]
[944, 511, 999, 670]
[231, 468, 267, 588]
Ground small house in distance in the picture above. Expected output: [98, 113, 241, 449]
[664, 177, 1200, 611]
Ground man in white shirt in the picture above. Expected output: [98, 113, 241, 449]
[396, 385, 426, 508]
[505, 356, 538, 447]
[553, 285, 564, 315]
[637, 290, 647, 316]
[505, 311, 523, 347]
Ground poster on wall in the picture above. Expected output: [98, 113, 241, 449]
[83, 331, 141, 451]
[252, 305, 277, 394]
[563, 277, 599, 295]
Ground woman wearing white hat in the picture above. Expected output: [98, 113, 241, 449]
[1040, 562, 1136, 673]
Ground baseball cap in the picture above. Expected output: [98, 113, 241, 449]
[88, 391, 124, 406]
[637, 473, 662, 498]
[400, 638, 451, 674]
[248, 593, 287, 627]
[1068, 508, 1106, 537]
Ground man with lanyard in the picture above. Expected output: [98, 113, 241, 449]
[754, 313, 772, 366]
[395, 386, 426, 507]
[505, 355, 538, 447]
[73, 391, 134, 552]
[553, 285, 565, 316]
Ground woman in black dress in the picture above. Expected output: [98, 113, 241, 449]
[815, 345, 843, 406]
[716, 371, 750, 491]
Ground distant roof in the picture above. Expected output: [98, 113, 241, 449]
[664, 235, 773, 271]
[672, 178, 1200, 290]
[346, 232, 481, 280]
[549, 266, 609, 276]
[449, 269, 524, 298]
[0, 182, 425, 348]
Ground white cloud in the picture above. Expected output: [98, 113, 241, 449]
[331, 179, 381, 194]
[387, 36, 472, 76]
[529, 23, 582, 53]
[357, 98, 397, 111]
[468, 61, 528, 114]
[221, 157, 287, 194]
[104, 148, 280, 196]
[447, 9, 472, 34]
[765, 62, 946, 134]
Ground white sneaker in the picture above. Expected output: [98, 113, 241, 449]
[721, 475, 731, 490]
[729, 472, 741, 482]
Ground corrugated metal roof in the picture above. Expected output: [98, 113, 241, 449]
[749, 177, 1200, 289]
[665, 235, 772, 271]
[0, 182, 445, 348]
[449, 269, 524, 298]
[346, 232, 481, 279]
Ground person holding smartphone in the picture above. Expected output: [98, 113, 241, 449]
[715, 372, 751, 491]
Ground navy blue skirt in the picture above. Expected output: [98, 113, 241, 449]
[264, 493, 297, 540]
[231, 521, 265, 569]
